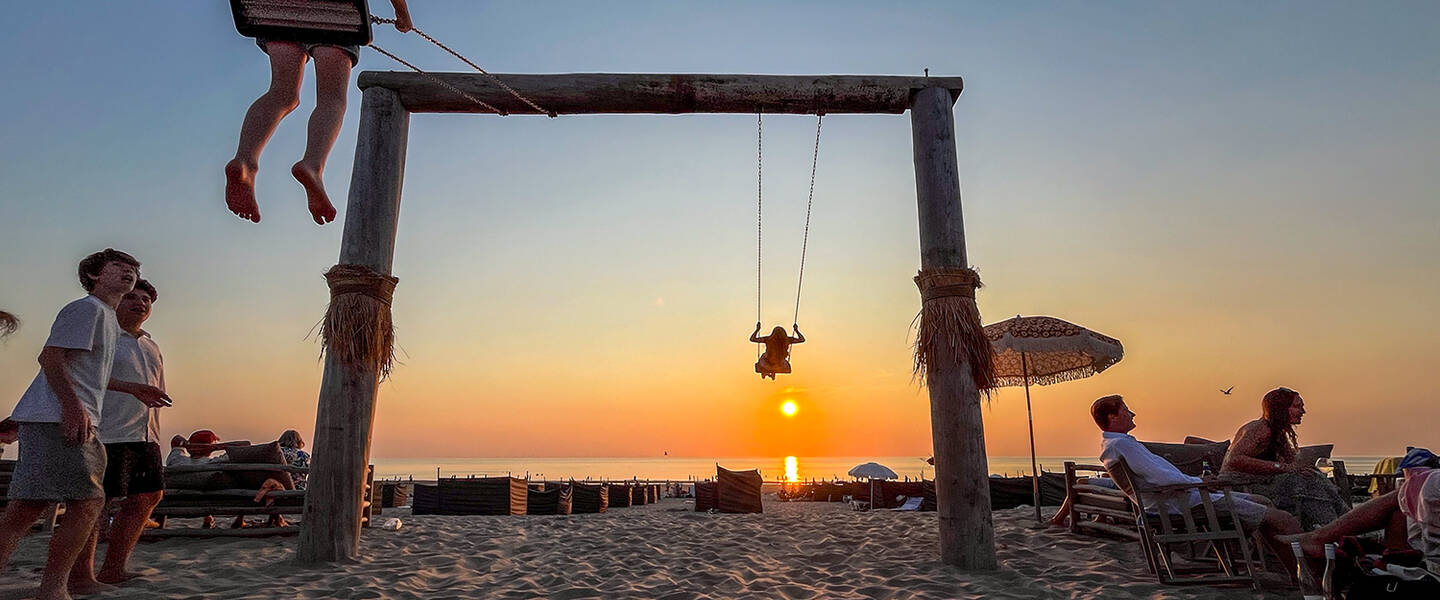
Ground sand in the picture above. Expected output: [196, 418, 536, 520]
[1, 500, 1285, 599]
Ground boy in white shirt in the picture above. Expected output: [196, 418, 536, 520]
[0, 249, 158, 599]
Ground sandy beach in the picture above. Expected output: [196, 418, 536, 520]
[1, 499, 1285, 600]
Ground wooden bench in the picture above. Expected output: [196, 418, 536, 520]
[144, 463, 373, 539]
[0, 459, 61, 532]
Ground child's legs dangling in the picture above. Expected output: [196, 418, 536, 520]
[227, 41, 308, 223]
[291, 45, 353, 225]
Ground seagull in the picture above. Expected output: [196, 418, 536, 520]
[1220, 386, 1234, 395]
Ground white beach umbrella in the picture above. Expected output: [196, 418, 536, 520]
[848, 462, 898, 507]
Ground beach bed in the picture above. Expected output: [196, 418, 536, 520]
[147, 463, 375, 538]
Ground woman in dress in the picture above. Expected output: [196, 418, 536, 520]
[1221, 387, 1349, 530]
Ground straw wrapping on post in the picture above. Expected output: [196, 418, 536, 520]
[912, 267, 996, 393]
[320, 264, 399, 380]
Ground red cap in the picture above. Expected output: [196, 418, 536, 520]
[186, 430, 220, 445]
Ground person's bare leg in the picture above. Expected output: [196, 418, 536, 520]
[96, 491, 161, 583]
[0, 500, 50, 571]
[291, 46, 352, 225]
[226, 41, 308, 223]
[38, 497, 104, 600]
[1259, 508, 1302, 575]
[65, 512, 111, 596]
[1282, 491, 1402, 557]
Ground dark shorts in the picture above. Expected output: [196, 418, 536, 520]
[256, 38, 360, 66]
[10, 423, 106, 501]
[103, 442, 165, 498]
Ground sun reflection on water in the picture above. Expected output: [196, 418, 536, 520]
[784, 456, 799, 482]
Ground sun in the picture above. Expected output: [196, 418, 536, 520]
[781, 400, 798, 416]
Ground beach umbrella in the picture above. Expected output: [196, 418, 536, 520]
[848, 462, 898, 507]
[984, 315, 1124, 523]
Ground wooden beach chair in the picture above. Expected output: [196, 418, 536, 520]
[1062, 461, 1138, 540]
[1107, 457, 1262, 591]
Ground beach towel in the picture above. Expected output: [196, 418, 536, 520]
[892, 496, 923, 511]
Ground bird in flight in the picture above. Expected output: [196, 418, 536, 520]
[1220, 386, 1234, 395]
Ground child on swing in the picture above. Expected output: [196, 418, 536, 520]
[225, 1, 415, 225]
[751, 323, 805, 380]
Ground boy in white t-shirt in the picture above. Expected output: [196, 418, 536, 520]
[0, 249, 152, 599]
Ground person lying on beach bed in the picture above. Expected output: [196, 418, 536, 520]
[1220, 387, 1349, 530]
[1092, 394, 1302, 572]
[750, 323, 805, 380]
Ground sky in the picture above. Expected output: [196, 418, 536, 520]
[1, 1, 1437, 460]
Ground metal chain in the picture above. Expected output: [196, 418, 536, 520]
[792, 113, 823, 326]
[366, 43, 507, 114]
[756, 111, 763, 359]
[370, 15, 554, 117]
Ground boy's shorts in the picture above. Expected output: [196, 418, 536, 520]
[256, 39, 360, 67]
[9, 422, 106, 501]
[103, 442, 165, 498]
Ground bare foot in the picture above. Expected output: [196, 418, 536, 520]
[224, 159, 261, 223]
[66, 578, 115, 596]
[291, 162, 336, 225]
[1278, 532, 1324, 558]
[95, 570, 142, 585]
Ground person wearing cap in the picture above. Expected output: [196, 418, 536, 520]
[166, 430, 230, 467]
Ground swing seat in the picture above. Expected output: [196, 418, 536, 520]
[755, 359, 792, 375]
[230, 0, 373, 47]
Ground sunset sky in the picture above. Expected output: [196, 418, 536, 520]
[1, 2, 1436, 460]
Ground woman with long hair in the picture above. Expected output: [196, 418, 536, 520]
[1221, 387, 1349, 529]
[750, 323, 805, 380]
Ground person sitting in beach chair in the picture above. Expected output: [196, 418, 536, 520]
[1220, 387, 1349, 530]
[750, 323, 805, 380]
[1092, 394, 1303, 571]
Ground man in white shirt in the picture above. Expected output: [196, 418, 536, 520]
[1091, 394, 1301, 572]
[0, 249, 157, 599]
[82, 279, 172, 585]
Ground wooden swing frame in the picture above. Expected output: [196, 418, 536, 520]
[298, 72, 993, 571]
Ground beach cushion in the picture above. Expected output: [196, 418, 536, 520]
[1142, 440, 1230, 477]
[1297, 444, 1334, 466]
[165, 470, 238, 492]
[222, 442, 296, 490]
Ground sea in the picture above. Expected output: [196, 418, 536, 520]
[371, 455, 1388, 483]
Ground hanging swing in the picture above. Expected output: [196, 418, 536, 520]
[229, 0, 554, 117]
[751, 111, 823, 380]
[230, 0, 374, 46]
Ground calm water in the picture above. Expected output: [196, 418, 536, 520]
[372, 455, 1387, 482]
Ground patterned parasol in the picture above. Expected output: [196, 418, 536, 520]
[985, 316, 1124, 386]
[983, 315, 1124, 522]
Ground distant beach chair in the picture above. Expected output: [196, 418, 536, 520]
[715, 466, 763, 514]
[892, 496, 923, 511]
[526, 484, 573, 515]
[1107, 456, 1262, 590]
[570, 481, 609, 514]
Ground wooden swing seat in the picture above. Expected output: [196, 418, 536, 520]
[230, 0, 373, 47]
[755, 359, 792, 375]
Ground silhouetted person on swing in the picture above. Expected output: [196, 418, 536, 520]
[751, 323, 805, 380]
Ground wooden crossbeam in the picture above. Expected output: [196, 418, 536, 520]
[357, 72, 963, 115]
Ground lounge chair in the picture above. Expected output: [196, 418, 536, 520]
[1107, 456, 1262, 590]
[147, 462, 374, 538]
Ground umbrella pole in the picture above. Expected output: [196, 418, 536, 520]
[1022, 351, 1040, 523]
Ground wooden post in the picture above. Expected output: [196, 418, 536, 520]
[297, 86, 409, 564]
[911, 86, 997, 570]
